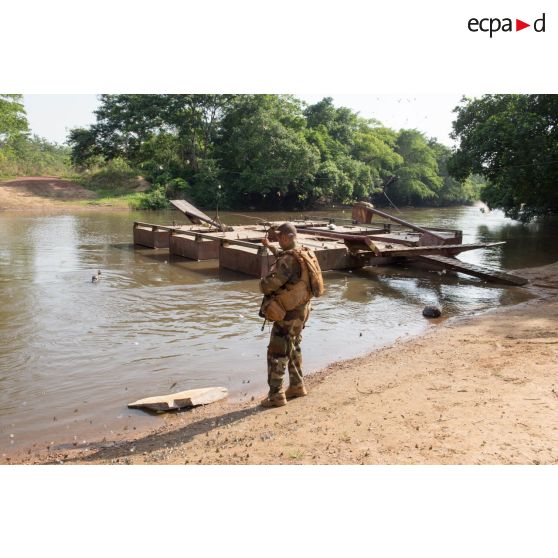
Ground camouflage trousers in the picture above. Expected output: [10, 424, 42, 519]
[267, 307, 310, 395]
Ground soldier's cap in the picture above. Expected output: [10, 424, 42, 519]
[276, 222, 297, 237]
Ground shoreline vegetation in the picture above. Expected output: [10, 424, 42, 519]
[3, 262, 558, 465]
[0, 174, 479, 213]
[2, 94, 486, 213]
[63, 95, 484, 212]
[2, 95, 557, 219]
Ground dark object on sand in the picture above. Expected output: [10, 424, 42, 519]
[423, 305, 442, 318]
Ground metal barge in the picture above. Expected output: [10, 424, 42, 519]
[132, 200, 527, 286]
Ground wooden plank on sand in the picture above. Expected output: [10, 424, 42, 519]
[128, 387, 228, 411]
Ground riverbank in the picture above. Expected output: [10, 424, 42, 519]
[0, 176, 95, 210]
[0, 176, 141, 210]
[4, 262, 557, 465]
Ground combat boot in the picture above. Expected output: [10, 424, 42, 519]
[285, 383, 308, 399]
[260, 391, 287, 408]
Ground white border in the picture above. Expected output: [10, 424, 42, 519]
[1, 1, 556, 92]
[2, 466, 558, 557]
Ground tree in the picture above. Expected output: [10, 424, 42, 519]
[352, 124, 403, 194]
[429, 140, 482, 206]
[92, 94, 173, 163]
[216, 95, 320, 209]
[449, 94, 558, 221]
[1, 134, 71, 177]
[0, 94, 28, 145]
[389, 130, 443, 205]
[304, 98, 399, 204]
[77, 94, 236, 173]
[304, 97, 359, 146]
[67, 127, 102, 168]
[64, 94, 480, 210]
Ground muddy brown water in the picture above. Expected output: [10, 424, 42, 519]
[1, 205, 557, 458]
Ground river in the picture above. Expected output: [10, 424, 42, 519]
[1, 205, 557, 457]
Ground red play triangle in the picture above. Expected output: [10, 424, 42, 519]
[516, 19, 530, 31]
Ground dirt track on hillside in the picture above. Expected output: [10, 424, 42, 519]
[0, 176, 96, 210]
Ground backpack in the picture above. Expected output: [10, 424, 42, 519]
[291, 247, 325, 298]
[259, 247, 325, 322]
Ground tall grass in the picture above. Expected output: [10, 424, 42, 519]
[0, 135, 72, 178]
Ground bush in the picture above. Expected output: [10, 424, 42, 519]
[81, 158, 139, 191]
[0, 135, 71, 178]
[165, 177, 190, 199]
[137, 185, 169, 209]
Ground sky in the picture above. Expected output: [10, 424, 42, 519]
[23, 94, 466, 147]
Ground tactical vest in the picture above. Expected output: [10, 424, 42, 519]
[261, 247, 324, 322]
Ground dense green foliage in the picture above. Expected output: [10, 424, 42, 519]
[0, 94, 28, 141]
[0, 94, 71, 177]
[0, 134, 71, 177]
[77, 157, 140, 191]
[449, 94, 558, 221]
[73, 158, 169, 210]
[69, 94, 480, 210]
[430, 141, 483, 207]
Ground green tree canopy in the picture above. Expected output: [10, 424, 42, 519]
[303, 99, 401, 204]
[1, 134, 70, 177]
[1, 96, 71, 177]
[0, 94, 28, 145]
[67, 127, 102, 168]
[217, 95, 320, 209]
[448, 94, 558, 221]
[429, 141, 483, 206]
[66, 94, 483, 211]
[389, 130, 443, 205]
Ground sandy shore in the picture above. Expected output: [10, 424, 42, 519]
[0, 176, 101, 210]
[4, 262, 558, 465]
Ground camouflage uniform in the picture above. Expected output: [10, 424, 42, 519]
[260, 245, 311, 395]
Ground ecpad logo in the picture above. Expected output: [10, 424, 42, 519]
[468, 13, 546, 37]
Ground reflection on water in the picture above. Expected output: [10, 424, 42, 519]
[1, 205, 556, 454]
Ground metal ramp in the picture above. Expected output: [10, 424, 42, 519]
[418, 255, 528, 286]
[170, 199, 225, 230]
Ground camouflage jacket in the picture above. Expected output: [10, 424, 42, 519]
[259, 246, 310, 321]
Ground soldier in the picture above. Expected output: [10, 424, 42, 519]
[259, 222, 314, 408]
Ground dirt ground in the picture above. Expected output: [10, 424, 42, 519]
[0, 176, 97, 210]
[5, 262, 558, 466]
